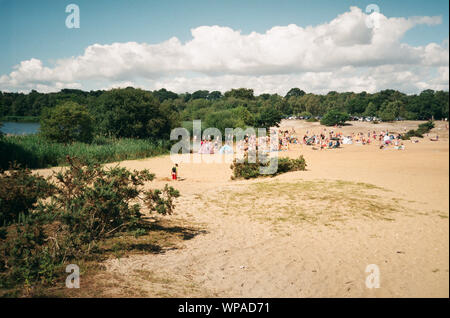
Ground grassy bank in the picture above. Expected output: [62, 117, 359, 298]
[0, 135, 171, 169]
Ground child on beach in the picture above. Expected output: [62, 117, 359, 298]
[171, 164, 178, 181]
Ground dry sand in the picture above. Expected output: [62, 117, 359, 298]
[35, 120, 449, 297]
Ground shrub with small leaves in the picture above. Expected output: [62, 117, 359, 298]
[0, 219, 60, 289]
[401, 121, 435, 140]
[35, 156, 180, 258]
[0, 156, 180, 292]
[0, 163, 54, 225]
[231, 152, 307, 179]
[277, 156, 307, 174]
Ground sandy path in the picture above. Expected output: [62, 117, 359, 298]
[34, 121, 449, 297]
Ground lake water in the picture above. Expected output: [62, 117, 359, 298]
[0, 122, 40, 135]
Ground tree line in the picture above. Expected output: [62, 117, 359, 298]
[0, 87, 448, 142]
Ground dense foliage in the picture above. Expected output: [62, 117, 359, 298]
[41, 102, 94, 143]
[320, 109, 351, 126]
[231, 152, 307, 179]
[401, 121, 435, 140]
[0, 164, 54, 225]
[1, 88, 448, 134]
[0, 87, 448, 169]
[92, 88, 180, 139]
[0, 157, 180, 292]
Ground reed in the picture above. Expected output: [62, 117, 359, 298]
[0, 134, 170, 169]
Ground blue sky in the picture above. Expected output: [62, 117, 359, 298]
[0, 0, 448, 94]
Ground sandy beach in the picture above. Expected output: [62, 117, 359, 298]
[35, 120, 449, 297]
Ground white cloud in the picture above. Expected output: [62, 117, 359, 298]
[0, 6, 448, 94]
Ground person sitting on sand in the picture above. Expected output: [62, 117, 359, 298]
[430, 135, 439, 141]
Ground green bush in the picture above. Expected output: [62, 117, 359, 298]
[277, 156, 307, 174]
[402, 129, 422, 140]
[401, 121, 434, 140]
[34, 157, 180, 258]
[0, 221, 60, 289]
[230, 154, 261, 180]
[231, 152, 307, 179]
[0, 164, 54, 225]
[0, 157, 180, 291]
[417, 121, 435, 134]
[299, 111, 313, 118]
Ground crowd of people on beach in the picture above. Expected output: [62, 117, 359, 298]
[198, 137, 221, 154]
[193, 124, 446, 156]
[173, 124, 445, 179]
[196, 129, 300, 155]
[300, 128, 409, 150]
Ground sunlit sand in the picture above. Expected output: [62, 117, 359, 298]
[34, 120, 449, 297]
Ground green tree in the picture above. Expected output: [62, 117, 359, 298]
[259, 93, 271, 100]
[363, 102, 377, 117]
[191, 90, 210, 100]
[207, 91, 222, 100]
[41, 102, 94, 143]
[256, 106, 283, 128]
[224, 88, 255, 100]
[378, 101, 401, 122]
[152, 88, 178, 102]
[94, 88, 178, 139]
[345, 97, 367, 115]
[285, 88, 306, 98]
[204, 109, 245, 133]
[320, 109, 350, 126]
[232, 106, 254, 126]
[299, 111, 313, 118]
[435, 91, 449, 119]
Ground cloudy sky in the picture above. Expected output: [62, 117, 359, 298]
[0, 0, 448, 95]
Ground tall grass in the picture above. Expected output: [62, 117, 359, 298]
[0, 134, 170, 169]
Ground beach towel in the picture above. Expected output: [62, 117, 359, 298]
[219, 144, 233, 154]
[342, 137, 352, 145]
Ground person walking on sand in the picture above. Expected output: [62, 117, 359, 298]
[171, 164, 178, 181]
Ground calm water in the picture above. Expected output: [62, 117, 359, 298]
[0, 122, 40, 135]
